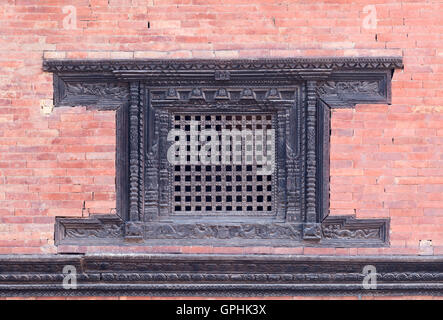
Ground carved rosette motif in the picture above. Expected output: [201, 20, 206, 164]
[321, 216, 388, 243]
[45, 57, 403, 247]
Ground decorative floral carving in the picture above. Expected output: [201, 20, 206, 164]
[317, 80, 380, 95]
[322, 224, 380, 240]
[43, 57, 403, 73]
[65, 82, 129, 99]
[64, 224, 123, 239]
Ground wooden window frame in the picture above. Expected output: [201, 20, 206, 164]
[44, 57, 403, 247]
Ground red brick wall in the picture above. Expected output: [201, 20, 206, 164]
[0, 0, 442, 256]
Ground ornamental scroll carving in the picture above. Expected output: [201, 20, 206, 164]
[317, 80, 380, 95]
[65, 82, 129, 98]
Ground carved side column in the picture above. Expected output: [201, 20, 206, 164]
[303, 80, 321, 240]
[138, 83, 145, 218]
[126, 81, 143, 241]
[128, 81, 140, 221]
[286, 107, 298, 222]
[158, 110, 170, 216]
[276, 111, 287, 219]
[144, 92, 160, 222]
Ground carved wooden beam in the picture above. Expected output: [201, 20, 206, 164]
[0, 254, 441, 297]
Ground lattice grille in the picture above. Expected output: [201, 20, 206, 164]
[171, 113, 275, 215]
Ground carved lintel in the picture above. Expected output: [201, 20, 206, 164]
[43, 57, 403, 73]
[129, 82, 140, 221]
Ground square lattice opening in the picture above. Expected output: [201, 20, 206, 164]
[170, 113, 276, 216]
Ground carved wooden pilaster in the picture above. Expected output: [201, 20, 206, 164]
[158, 110, 170, 216]
[138, 83, 145, 218]
[276, 111, 287, 220]
[128, 81, 140, 222]
[317, 99, 331, 222]
[144, 92, 160, 222]
[303, 80, 321, 240]
[285, 106, 298, 223]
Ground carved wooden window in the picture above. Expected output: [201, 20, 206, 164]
[45, 58, 402, 247]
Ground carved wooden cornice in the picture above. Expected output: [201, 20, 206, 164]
[0, 254, 441, 297]
[44, 57, 403, 248]
[43, 57, 403, 73]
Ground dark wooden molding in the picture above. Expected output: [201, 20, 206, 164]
[43, 57, 403, 73]
[44, 57, 403, 247]
[0, 254, 442, 297]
